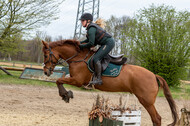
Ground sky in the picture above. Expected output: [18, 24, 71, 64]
[38, 0, 190, 40]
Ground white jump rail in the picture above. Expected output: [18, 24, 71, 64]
[111, 110, 141, 126]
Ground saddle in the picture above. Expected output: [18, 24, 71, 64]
[89, 54, 127, 72]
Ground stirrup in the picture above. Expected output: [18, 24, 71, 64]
[89, 73, 102, 85]
[82, 83, 95, 90]
[89, 79, 102, 85]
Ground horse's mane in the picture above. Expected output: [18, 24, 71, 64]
[49, 39, 80, 51]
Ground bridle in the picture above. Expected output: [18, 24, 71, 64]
[43, 47, 90, 72]
[43, 48, 60, 73]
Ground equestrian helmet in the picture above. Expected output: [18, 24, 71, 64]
[79, 13, 93, 21]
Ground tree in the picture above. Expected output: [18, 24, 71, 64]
[105, 16, 131, 55]
[0, 31, 26, 61]
[0, 0, 63, 60]
[122, 4, 190, 86]
[0, 0, 63, 40]
[25, 31, 52, 63]
[105, 16, 138, 64]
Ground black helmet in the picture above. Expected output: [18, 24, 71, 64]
[79, 13, 93, 21]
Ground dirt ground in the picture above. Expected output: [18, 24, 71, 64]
[0, 84, 189, 126]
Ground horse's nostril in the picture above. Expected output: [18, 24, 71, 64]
[44, 72, 47, 75]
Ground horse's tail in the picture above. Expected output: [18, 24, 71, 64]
[156, 75, 178, 126]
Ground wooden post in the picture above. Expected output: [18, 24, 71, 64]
[0, 66, 12, 76]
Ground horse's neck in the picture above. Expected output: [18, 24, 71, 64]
[74, 49, 93, 61]
[56, 45, 92, 62]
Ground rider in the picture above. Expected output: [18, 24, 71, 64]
[79, 13, 115, 85]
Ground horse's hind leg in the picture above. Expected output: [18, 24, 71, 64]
[138, 97, 161, 126]
[145, 104, 161, 126]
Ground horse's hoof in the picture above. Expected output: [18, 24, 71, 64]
[68, 90, 74, 99]
[62, 95, 69, 103]
[61, 91, 73, 103]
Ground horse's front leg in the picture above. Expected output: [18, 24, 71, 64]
[56, 77, 78, 103]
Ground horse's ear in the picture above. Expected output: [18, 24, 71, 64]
[42, 40, 49, 49]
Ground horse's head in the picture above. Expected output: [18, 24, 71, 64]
[42, 39, 89, 76]
[42, 40, 60, 76]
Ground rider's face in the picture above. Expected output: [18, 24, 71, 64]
[81, 20, 87, 27]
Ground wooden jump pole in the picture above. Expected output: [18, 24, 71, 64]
[2, 67, 24, 71]
[0, 66, 12, 76]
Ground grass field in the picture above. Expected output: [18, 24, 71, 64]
[0, 70, 190, 100]
[0, 59, 42, 65]
[157, 83, 190, 100]
[0, 70, 82, 91]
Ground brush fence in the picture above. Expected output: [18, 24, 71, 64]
[178, 108, 190, 125]
[111, 110, 141, 126]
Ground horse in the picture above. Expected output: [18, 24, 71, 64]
[41, 39, 178, 126]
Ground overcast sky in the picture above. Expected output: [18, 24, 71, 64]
[38, 0, 190, 40]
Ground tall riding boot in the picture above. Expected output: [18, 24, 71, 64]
[89, 61, 102, 85]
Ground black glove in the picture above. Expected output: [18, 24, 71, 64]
[79, 44, 84, 50]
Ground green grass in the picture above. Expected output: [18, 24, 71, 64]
[0, 70, 190, 99]
[0, 70, 97, 92]
[158, 82, 190, 100]
[0, 59, 42, 65]
[0, 70, 54, 86]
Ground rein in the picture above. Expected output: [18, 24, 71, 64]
[70, 50, 90, 64]
[43, 47, 90, 72]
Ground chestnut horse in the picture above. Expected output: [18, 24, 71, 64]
[42, 39, 178, 126]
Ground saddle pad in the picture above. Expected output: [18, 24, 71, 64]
[87, 57, 123, 77]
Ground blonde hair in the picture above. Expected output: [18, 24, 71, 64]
[95, 18, 106, 29]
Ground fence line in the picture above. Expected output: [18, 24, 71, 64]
[0, 62, 42, 69]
